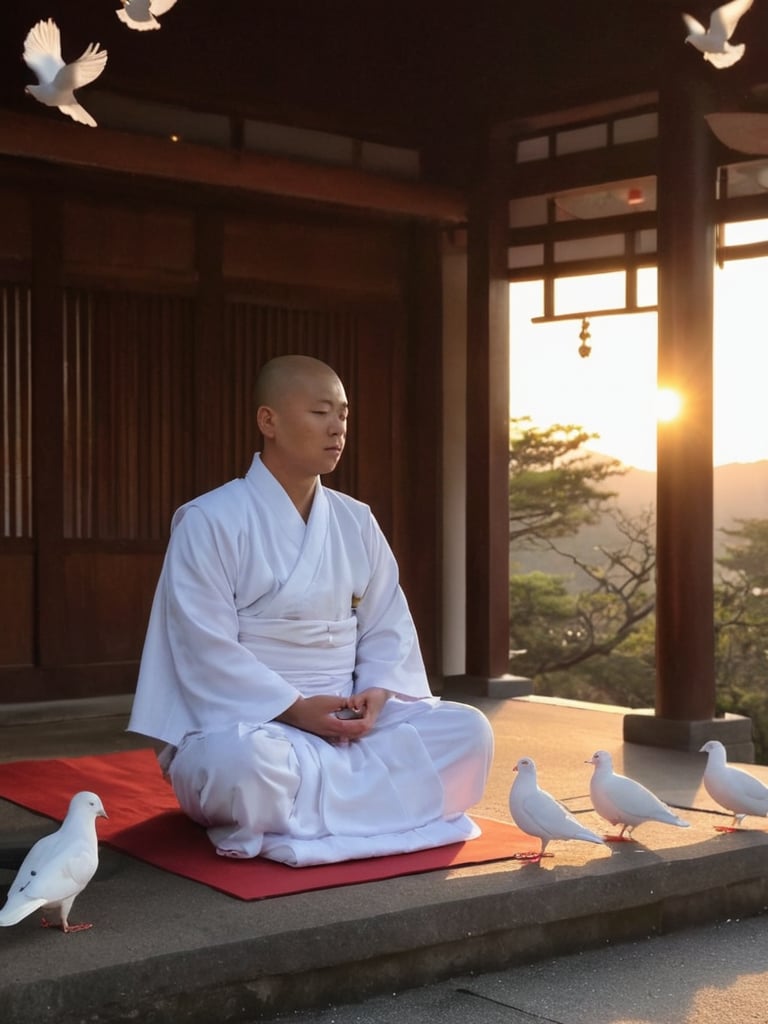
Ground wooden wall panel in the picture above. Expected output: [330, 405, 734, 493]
[223, 218, 404, 297]
[62, 202, 196, 279]
[0, 280, 34, 676]
[62, 289, 196, 540]
[0, 177, 441, 700]
[0, 551, 34, 666]
[56, 553, 164, 664]
[0, 192, 31, 262]
[1, 283, 32, 539]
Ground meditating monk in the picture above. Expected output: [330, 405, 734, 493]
[129, 354, 494, 865]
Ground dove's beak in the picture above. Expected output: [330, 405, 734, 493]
[99, 809, 108, 819]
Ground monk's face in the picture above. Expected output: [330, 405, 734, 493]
[261, 369, 348, 480]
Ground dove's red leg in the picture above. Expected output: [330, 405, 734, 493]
[714, 816, 746, 833]
[41, 917, 94, 933]
[603, 826, 635, 842]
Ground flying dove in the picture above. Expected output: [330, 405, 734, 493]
[509, 756, 606, 861]
[700, 739, 768, 830]
[682, 0, 754, 68]
[117, 0, 179, 32]
[0, 791, 107, 933]
[588, 750, 690, 841]
[22, 18, 108, 128]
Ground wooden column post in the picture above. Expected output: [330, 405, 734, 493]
[624, 69, 753, 757]
[656, 71, 716, 723]
[459, 132, 529, 697]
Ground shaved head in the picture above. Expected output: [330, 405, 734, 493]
[255, 355, 342, 411]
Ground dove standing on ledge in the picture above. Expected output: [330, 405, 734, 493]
[509, 757, 606, 862]
[22, 19, 108, 128]
[0, 791, 107, 933]
[700, 739, 768, 830]
[588, 750, 690, 841]
[682, 0, 754, 69]
[117, 0, 179, 32]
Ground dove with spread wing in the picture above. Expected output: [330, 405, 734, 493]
[22, 19, 108, 128]
[682, 0, 754, 68]
[117, 0, 179, 32]
[700, 739, 768, 830]
[588, 750, 690, 841]
[0, 791, 107, 933]
[509, 756, 606, 862]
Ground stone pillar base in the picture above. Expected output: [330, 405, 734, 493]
[441, 673, 534, 699]
[623, 710, 754, 762]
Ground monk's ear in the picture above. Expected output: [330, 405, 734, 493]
[257, 405, 277, 438]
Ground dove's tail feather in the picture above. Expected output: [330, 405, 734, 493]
[58, 103, 98, 128]
[662, 811, 690, 828]
[0, 898, 47, 927]
[116, 9, 161, 30]
[706, 44, 745, 68]
[575, 827, 606, 846]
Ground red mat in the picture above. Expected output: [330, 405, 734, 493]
[0, 748, 530, 900]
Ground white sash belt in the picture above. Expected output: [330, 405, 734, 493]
[237, 615, 357, 695]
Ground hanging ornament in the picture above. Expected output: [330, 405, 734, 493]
[578, 318, 592, 359]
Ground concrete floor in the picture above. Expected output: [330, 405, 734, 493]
[1, 695, 767, 1024]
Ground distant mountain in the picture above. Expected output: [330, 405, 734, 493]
[510, 458, 768, 585]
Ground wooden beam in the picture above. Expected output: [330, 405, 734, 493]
[0, 111, 466, 225]
[495, 93, 659, 137]
[504, 139, 658, 199]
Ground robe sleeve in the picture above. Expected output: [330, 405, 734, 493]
[130, 504, 300, 745]
[352, 513, 434, 700]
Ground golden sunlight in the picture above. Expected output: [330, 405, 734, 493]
[655, 388, 683, 422]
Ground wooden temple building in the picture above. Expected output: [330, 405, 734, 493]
[1, 0, 767, 753]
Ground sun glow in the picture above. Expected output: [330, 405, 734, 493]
[510, 252, 768, 469]
[655, 388, 683, 423]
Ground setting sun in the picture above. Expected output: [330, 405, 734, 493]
[655, 388, 682, 423]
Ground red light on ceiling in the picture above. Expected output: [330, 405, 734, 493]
[627, 187, 644, 206]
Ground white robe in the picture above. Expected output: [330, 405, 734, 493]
[129, 454, 493, 865]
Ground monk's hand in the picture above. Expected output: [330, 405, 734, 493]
[345, 687, 392, 734]
[275, 695, 370, 742]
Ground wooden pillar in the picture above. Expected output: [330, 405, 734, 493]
[459, 132, 526, 697]
[624, 69, 752, 756]
[656, 71, 716, 721]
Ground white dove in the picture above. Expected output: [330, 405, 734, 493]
[509, 756, 606, 861]
[22, 19, 108, 128]
[700, 739, 768, 830]
[0, 791, 107, 933]
[682, 0, 754, 69]
[117, 0, 178, 32]
[588, 750, 690, 841]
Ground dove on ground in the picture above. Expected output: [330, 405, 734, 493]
[117, 0, 178, 32]
[22, 19, 108, 128]
[509, 756, 606, 861]
[0, 791, 107, 933]
[682, 0, 754, 69]
[700, 739, 768, 829]
[588, 750, 690, 840]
